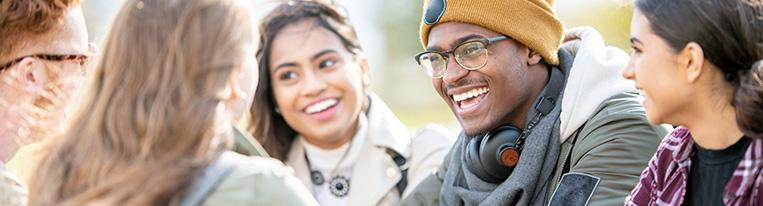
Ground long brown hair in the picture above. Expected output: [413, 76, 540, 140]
[248, 0, 362, 161]
[29, 0, 255, 205]
[634, 0, 763, 138]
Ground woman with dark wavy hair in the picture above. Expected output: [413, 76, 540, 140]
[624, 0, 763, 205]
[248, 1, 454, 205]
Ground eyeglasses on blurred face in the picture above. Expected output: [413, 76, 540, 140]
[0, 42, 98, 73]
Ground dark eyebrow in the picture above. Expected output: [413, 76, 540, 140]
[630, 37, 643, 45]
[273, 49, 338, 72]
[426, 34, 485, 51]
[273, 62, 298, 72]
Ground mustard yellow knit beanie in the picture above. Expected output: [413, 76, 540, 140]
[420, 0, 564, 65]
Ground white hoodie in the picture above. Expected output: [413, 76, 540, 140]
[558, 26, 637, 142]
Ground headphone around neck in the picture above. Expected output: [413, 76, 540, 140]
[464, 67, 564, 183]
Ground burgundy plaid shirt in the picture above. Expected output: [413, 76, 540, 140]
[625, 127, 763, 206]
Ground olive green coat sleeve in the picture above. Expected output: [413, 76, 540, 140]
[548, 92, 667, 206]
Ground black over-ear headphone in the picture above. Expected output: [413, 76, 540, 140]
[464, 67, 565, 183]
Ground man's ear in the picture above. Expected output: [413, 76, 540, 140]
[527, 49, 543, 66]
[6, 58, 43, 91]
[682, 42, 705, 83]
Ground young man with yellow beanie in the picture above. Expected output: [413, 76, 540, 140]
[401, 0, 668, 205]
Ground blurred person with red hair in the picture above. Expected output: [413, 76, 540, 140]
[0, 0, 92, 205]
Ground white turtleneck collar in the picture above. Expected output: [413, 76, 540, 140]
[299, 113, 368, 170]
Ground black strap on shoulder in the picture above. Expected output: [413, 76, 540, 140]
[535, 67, 565, 116]
[515, 67, 567, 151]
[562, 121, 588, 174]
[385, 148, 408, 196]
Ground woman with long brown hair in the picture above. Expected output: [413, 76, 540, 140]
[249, 1, 454, 205]
[27, 0, 317, 205]
[624, 0, 763, 205]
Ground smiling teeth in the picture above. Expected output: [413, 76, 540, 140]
[306, 99, 338, 114]
[452, 87, 489, 102]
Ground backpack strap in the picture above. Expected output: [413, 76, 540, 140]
[180, 151, 239, 206]
[385, 148, 409, 196]
[562, 121, 588, 175]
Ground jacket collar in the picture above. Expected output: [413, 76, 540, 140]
[668, 127, 694, 164]
[351, 93, 410, 205]
[286, 93, 410, 205]
[286, 142, 312, 190]
[725, 138, 763, 203]
[365, 93, 411, 158]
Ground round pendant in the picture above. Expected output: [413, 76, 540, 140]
[329, 175, 350, 197]
[310, 170, 325, 185]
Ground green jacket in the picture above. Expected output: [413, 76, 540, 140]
[200, 154, 318, 206]
[198, 126, 318, 205]
[400, 92, 667, 206]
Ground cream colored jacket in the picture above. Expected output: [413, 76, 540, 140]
[286, 94, 455, 206]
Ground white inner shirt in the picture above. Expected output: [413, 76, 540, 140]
[299, 115, 368, 206]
